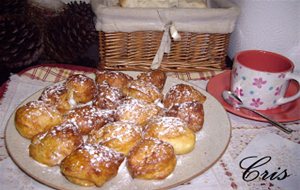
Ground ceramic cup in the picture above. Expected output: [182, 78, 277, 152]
[231, 50, 300, 110]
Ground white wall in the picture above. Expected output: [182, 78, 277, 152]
[228, 0, 300, 71]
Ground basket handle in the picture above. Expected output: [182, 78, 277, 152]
[151, 23, 181, 70]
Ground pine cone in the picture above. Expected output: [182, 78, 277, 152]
[44, 2, 97, 64]
[0, 0, 27, 15]
[0, 16, 43, 69]
[64, 1, 95, 24]
[27, 0, 65, 33]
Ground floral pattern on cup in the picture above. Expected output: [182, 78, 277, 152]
[252, 78, 267, 88]
[234, 87, 244, 97]
[230, 50, 300, 110]
[278, 73, 286, 78]
[250, 98, 263, 108]
[274, 86, 282, 96]
[232, 67, 238, 78]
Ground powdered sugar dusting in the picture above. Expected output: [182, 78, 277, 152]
[164, 84, 206, 108]
[30, 121, 83, 166]
[36, 122, 79, 142]
[95, 71, 133, 89]
[66, 74, 91, 85]
[93, 83, 124, 109]
[165, 101, 204, 132]
[128, 80, 161, 97]
[103, 122, 141, 142]
[137, 70, 166, 90]
[65, 105, 115, 135]
[166, 85, 192, 101]
[22, 100, 60, 119]
[98, 83, 123, 102]
[80, 144, 124, 167]
[116, 98, 158, 124]
[145, 117, 188, 136]
[88, 121, 142, 147]
[127, 138, 175, 176]
[39, 83, 66, 103]
[97, 70, 132, 80]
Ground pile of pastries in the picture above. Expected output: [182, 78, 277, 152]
[15, 70, 206, 187]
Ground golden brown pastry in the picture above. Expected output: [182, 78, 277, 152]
[64, 105, 115, 135]
[137, 70, 166, 90]
[93, 83, 124, 110]
[29, 122, 83, 166]
[95, 70, 133, 90]
[143, 116, 196, 155]
[127, 138, 176, 180]
[163, 84, 206, 108]
[61, 144, 125, 187]
[87, 121, 142, 155]
[65, 74, 97, 104]
[116, 98, 160, 127]
[166, 101, 204, 132]
[123, 80, 163, 104]
[39, 83, 72, 113]
[15, 100, 63, 139]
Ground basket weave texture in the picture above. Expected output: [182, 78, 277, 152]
[99, 31, 229, 72]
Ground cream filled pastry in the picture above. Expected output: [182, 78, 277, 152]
[143, 116, 196, 155]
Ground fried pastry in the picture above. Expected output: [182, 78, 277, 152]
[15, 100, 63, 139]
[61, 144, 125, 187]
[93, 83, 124, 110]
[166, 101, 204, 132]
[15, 70, 208, 187]
[87, 121, 142, 155]
[123, 80, 163, 103]
[65, 74, 97, 104]
[64, 105, 115, 135]
[143, 116, 196, 155]
[29, 122, 83, 166]
[163, 84, 206, 108]
[39, 83, 72, 113]
[127, 138, 176, 180]
[137, 70, 166, 90]
[116, 98, 160, 127]
[95, 70, 133, 90]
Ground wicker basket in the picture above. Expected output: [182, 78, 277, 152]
[99, 31, 229, 72]
[94, 0, 239, 72]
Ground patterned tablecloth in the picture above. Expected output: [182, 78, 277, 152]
[0, 64, 299, 190]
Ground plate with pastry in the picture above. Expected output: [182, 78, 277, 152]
[5, 70, 231, 190]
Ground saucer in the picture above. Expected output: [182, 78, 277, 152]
[207, 70, 300, 122]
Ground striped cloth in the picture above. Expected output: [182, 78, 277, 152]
[19, 64, 223, 83]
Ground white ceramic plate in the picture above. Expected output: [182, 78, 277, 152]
[5, 73, 231, 190]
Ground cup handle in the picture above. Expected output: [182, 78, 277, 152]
[277, 72, 300, 105]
